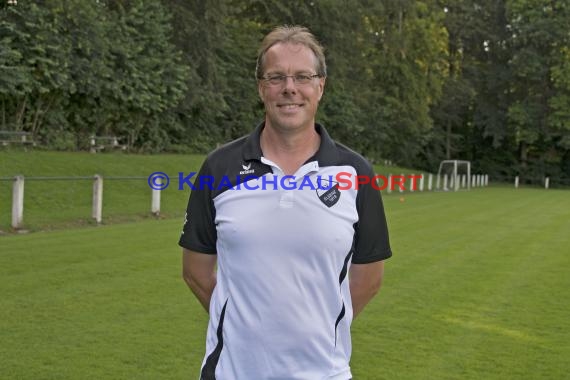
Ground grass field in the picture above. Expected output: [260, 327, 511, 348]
[1, 187, 569, 379]
[0, 151, 419, 231]
[0, 151, 206, 231]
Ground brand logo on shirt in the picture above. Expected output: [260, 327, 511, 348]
[316, 179, 340, 207]
[240, 162, 255, 175]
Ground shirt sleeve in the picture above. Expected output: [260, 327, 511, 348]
[178, 159, 217, 254]
[351, 162, 392, 264]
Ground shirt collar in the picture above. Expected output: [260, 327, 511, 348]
[242, 121, 340, 166]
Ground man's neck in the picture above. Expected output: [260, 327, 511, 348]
[260, 122, 321, 176]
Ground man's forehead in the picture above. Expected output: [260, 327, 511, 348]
[263, 42, 317, 70]
[267, 41, 310, 54]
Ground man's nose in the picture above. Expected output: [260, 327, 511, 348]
[282, 76, 297, 93]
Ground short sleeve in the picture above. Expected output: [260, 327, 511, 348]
[178, 159, 217, 254]
[351, 163, 392, 264]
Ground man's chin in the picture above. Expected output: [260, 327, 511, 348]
[268, 117, 311, 132]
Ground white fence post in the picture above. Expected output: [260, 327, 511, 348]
[400, 173, 404, 193]
[443, 174, 448, 191]
[436, 175, 440, 190]
[428, 174, 433, 191]
[485, 174, 489, 186]
[90, 136, 96, 153]
[454, 174, 460, 191]
[472, 175, 476, 188]
[545, 177, 550, 190]
[410, 174, 415, 192]
[461, 175, 466, 188]
[387, 174, 392, 194]
[515, 176, 519, 188]
[12, 175, 24, 229]
[92, 175, 103, 224]
[419, 174, 424, 192]
[152, 179, 161, 215]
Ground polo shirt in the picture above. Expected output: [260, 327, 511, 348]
[179, 122, 392, 380]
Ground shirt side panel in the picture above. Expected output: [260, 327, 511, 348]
[335, 145, 392, 264]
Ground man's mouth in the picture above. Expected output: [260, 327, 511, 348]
[277, 103, 303, 109]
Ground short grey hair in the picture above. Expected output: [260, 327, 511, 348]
[256, 25, 327, 79]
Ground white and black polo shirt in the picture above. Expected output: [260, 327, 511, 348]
[179, 122, 392, 380]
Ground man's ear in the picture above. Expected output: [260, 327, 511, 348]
[258, 81, 265, 102]
[317, 77, 326, 101]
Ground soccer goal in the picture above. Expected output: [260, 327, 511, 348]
[437, 160, 471, 191]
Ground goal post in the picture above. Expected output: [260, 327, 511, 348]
[437, 160, 471, 191]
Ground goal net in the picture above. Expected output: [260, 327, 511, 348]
[437, 160, 471, 191]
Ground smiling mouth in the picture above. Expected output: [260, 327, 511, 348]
[277, 104, 303, 109]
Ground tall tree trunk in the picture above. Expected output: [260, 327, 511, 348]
[519, 141, 528, 169]
[31, 94, 56, 136]
[31, 97, 43, 135]
[1, 98, 5, 129]
[446, 121, 451, 159]
[15, 97, 28, 131]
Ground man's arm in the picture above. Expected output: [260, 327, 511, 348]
[182, 248, 217, 313]
[349, 260, 385, 318]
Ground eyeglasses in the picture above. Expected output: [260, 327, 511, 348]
[261, 74, 321, 86]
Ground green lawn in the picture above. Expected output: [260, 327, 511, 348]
[0, 151, 205, 230]
[1, 187, 568, 379]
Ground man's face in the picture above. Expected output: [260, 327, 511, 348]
[258, 42, 325, 133]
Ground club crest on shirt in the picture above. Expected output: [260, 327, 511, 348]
[316, 179, 340, 208]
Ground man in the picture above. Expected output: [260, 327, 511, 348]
[180, 25, 392, 380]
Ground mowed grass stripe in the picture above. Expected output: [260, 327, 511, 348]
[352, 189, 570, 380]
[1, 188, 569, 379]
[0, 220, 208, 379]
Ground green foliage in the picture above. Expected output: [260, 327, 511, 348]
[504, 0, 570, 177]
[425, 0, 569, 180]
[1, 0, 188, 150]
[0, 0, 569, 179]
[549, 47, 570, 150]
[0, 20, 32, 96]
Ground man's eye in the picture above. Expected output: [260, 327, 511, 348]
[296, 75, 311, 81]
[267, 76, 285, 83]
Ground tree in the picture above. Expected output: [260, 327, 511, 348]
[507, 0, 570, 179]
[0, 1, 71, 139]
[358, 0, 449, 165]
